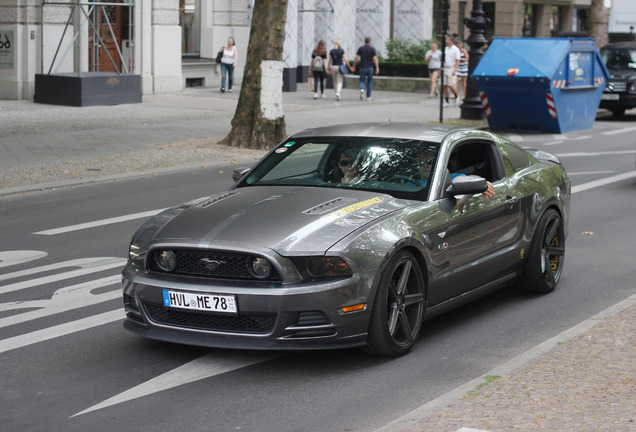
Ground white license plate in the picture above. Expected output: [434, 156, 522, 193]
[162, 290, 237, 314]
[601, 93, 620, 100]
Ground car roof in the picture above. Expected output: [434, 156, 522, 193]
[289, 122, 466, 144]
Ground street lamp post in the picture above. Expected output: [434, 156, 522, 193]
[460, 0, 490, 120]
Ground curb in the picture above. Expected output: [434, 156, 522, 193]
[376, 292, 636, 432]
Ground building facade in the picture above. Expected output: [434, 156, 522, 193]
[0, 0, 593, 101]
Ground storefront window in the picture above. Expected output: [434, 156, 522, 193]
[550, 6, 563, 36]
[482, 2, 495, 39]
[180, 0, 200, 56]
[574, 8, 588, 33]
[522, 4, 537, 37]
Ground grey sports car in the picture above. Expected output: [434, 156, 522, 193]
[122, 123, 570, 356]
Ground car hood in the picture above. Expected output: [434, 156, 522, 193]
[139, 186, 412, 255]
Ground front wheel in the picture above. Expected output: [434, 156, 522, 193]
[365, 250, 425, 357]
[519, 209, 565, 293]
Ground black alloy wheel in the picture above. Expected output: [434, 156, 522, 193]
[520, 208, 565, 293]
[365, 250, 425, 356]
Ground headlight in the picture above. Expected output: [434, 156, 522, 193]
[155, 250, 177, 272]
[629, 81, 636, 94]
[300, 256, 352, 279]
[247, 256, 273, 279]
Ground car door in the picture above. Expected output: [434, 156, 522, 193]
[438, 140, 523, 301]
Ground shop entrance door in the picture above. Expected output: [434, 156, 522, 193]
[90, 2, 123, 72]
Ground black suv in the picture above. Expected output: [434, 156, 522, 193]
[600, 41, 636, 117]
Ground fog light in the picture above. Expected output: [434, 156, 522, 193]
[155, 250, 177, 272]
[248, 256, 272, 279]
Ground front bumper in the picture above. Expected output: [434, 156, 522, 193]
[121, 268, 371, 351]
[600, 93, 636, 110]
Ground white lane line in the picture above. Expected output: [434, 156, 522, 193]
[572, 171, 636, 194]
[32, 209, 167, 235]
[0, 275, 121, 329]
[0, 257, 125, 294]
[0, 250, 48, 268]
[568, 170, 614, 176]
[72, 350, 283, 417]
[556, 150, 636, 157]
[0, 309, 124, 354]
[601, 125, 636, 136]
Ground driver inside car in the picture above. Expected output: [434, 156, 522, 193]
[417, 150, 496, 198]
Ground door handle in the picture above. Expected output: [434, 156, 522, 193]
[505, 195, 517, 209]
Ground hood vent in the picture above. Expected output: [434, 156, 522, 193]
[303, 197, 355, 215]
[197, 192, 238, 208]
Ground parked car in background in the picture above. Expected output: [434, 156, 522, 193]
[600, 41, 636, 117]
[121, 123, 571, 357]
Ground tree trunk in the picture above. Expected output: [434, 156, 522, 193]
[589, 0, 610, 49]
[220, 0, 288, 150]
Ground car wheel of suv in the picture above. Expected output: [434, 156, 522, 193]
[365, 250, 425, 357]
[611, 107, 626, 118]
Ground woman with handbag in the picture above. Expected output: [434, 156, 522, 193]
[219, 37, 237, 93]
[327, 40, 352, 101]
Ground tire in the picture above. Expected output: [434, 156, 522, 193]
[611, 108, 626, 118]
[364, 250, 425, 357]
[519, 209, 565, 293]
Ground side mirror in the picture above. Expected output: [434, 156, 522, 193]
[233, 167, 250, 182]
[445, 175, 488, 196]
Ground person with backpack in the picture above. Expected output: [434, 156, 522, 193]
[309, 40, 327, 99]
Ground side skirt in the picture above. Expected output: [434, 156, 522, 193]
[424, 271, 522, 320]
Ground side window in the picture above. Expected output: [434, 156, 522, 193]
[448, 141, 502, 183]
[505, 143, 531, 172]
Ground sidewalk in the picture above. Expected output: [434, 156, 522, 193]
[1, 86, 634, 431]
[0, 85, 468, 194]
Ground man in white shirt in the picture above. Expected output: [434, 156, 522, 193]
[443, 35, 460, 106]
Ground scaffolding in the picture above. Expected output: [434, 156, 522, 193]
[40, 0, 135, 75]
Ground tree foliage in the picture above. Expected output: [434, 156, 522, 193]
[220, 0, 288, 150]
[381, 38, 433, 63]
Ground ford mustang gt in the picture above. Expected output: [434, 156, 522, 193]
[122, 123, 570, 356]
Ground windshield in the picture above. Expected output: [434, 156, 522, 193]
[241, 137, 441, 200]
[601, 47, 636, 69]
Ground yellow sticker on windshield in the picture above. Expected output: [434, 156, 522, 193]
[326, 197, 383, 220]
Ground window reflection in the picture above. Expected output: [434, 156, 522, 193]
[179, 0, 200, 55]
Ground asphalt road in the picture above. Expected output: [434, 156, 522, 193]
[1, 116, 635, 432]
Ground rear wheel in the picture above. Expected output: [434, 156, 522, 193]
[519, 209, 565, 293]
[365, 250, 425, 356]
[611, 107, 626, 118]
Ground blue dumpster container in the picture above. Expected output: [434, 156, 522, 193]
[472, 37, 609, 134]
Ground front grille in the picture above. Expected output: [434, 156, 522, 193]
[606, 81, 627, 92]
[145, 304, 276, 334]
[147, 249, 282, 281]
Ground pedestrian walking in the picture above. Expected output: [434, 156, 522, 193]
[456, 41, 469, 100]
[425, 41, 442, 98]
[219, 37, 237, 93]
[352, 36, 380, 101]
[310, 40, 328, 99]
[327, 40, 352, 101]
[443, 35, 460, 106]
